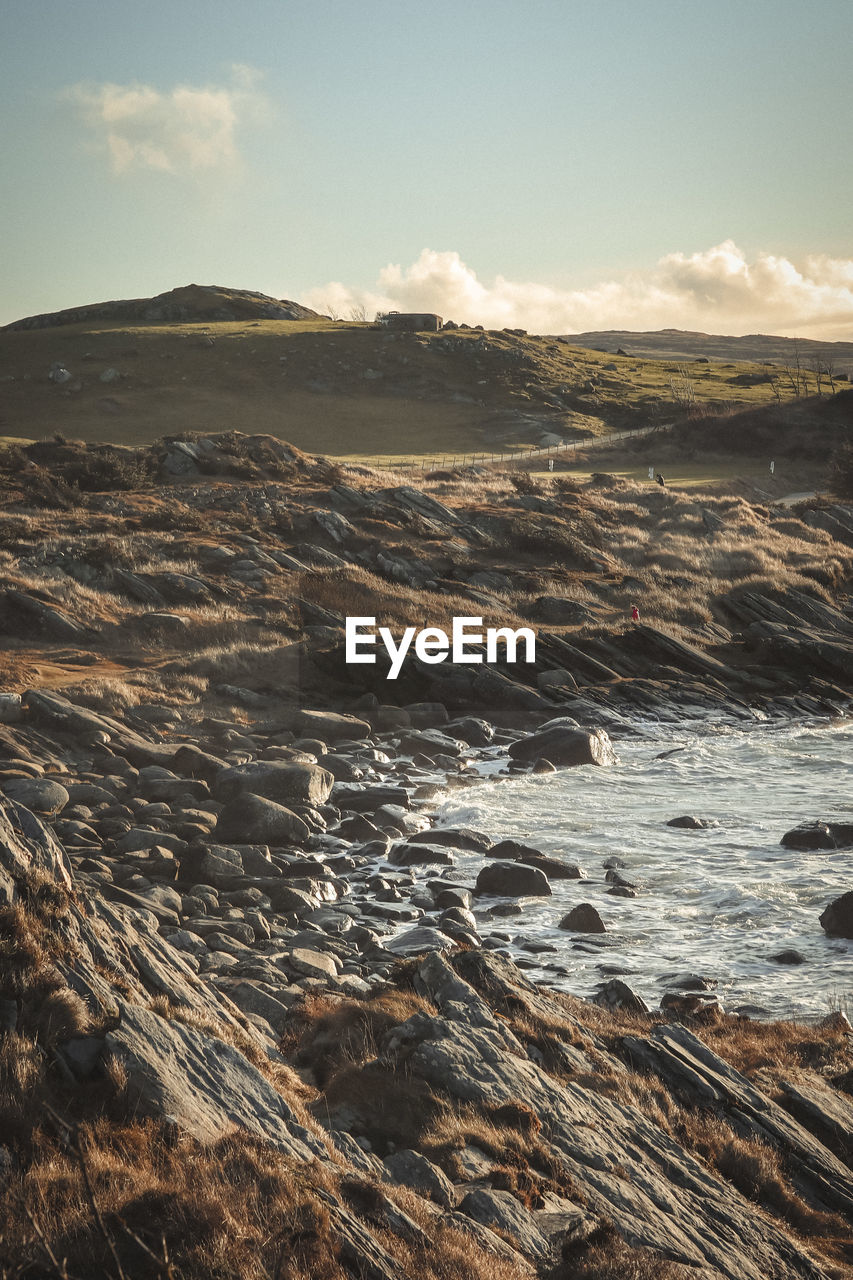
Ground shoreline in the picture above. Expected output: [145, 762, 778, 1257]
[2, 438, 852, 1276]
[369, 704, 853, 1025]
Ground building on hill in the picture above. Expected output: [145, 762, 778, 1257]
[376, 310, 443, 332]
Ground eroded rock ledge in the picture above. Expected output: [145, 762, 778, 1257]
[1, 793, 851, 1280]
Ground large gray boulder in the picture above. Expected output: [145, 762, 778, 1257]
[508, 725, 617, 768]
[292, 709, 371, 742]
[6, 590, 95, 641]
[781, 821, 853, 851]
[475, 861, 551, 898]
[559, 903, 606, 933]
[215, 794, 309, 846]
[213, 760, 334, 807]
[819, 891, 853, 938]
[1, 777, 69, 815]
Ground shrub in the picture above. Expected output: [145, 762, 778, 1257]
[61, 447, 155, 492]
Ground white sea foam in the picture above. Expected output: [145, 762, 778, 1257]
[435, 722, 853, 1020]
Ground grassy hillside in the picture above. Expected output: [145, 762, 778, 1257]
[0, 308, 787, 462]
[565, 327, 853, 369]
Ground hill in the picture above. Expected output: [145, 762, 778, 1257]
[1, 289, 789, 461]
[2, 282, 321, 330]
[565, 327, 853, 370]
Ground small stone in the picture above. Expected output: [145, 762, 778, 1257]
[531, 758, 556, 774]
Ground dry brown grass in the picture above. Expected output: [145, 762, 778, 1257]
[1, 423, 849, 707]
[283, 988, 433, 1085]
[64, 676, 144, 714]
[545, 1218, 700, 1280]
[0, 1122, 345, 1280]
[700, 1013, 852, 1080]
[296, 565, 528, 633]
[579, 1052, 853, 1270]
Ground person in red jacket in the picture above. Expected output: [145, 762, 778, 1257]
[631, 605, 640, 622]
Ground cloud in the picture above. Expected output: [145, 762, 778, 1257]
[303, 243, 853, 341]
[66, 66, 266, 175]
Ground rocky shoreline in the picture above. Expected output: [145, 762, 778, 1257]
[1, 434, 853, 1275]
[2, 678, 853, 1278]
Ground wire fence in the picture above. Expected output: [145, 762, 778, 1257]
[399, 421, 676, 473]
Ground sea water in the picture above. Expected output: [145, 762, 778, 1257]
[435, 721, 853, 1021]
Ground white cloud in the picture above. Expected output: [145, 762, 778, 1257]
[303, 243, 853, 341]
[66, 66, 266, 175]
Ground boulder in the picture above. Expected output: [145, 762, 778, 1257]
[770, 949, 807, 965]
[518, 852, 583, 879]
[444, 717, 494, 747]
[487, 840, 582, 880]
[171, 745, 229, 783]
[667, 815, 719, 830]
[593, 978, 649, 1014]
[559, 904, 606, 933]
[531, 759, 556, 774]
[508, 727, 617, 768]
[1, 777, 69, 815]
[217, 982, 292, 1032]
[532, 597, 595, 627]
[382, 1149, 455, 1207]
[475, 862, 552, 898]
[384, 927, 455, 955]
[488, 839, 542, 861]
[398, 729, 467, 759]
[407, 827, 492, 853]
[215, 794, 309, 846]
[5, 590, 94, 641]
[819, 891, 853, 939]
[472, 669, 551, 712]
[536, 668, 578, 693]
[287, 947, 340, 979]
[333, 785, 411, 813]
[388, 843, 455, 867]
[457, 1188, 550, 1260]
[213, 761, 334, 807]
[293, 710, 371, 742]
[0, 694, 22, 724]
[781, 821, 853, 851]
[403, 702, 449, 728]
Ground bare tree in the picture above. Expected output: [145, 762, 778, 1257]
[347, 303, 368, 323]
[811, 350, 838, 397]
[670, 365, 696, 412]
[780, 342, 806, 396]
[767, 370, 784, 402]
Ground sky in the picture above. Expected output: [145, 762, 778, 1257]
[2, 0, 853, 338]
